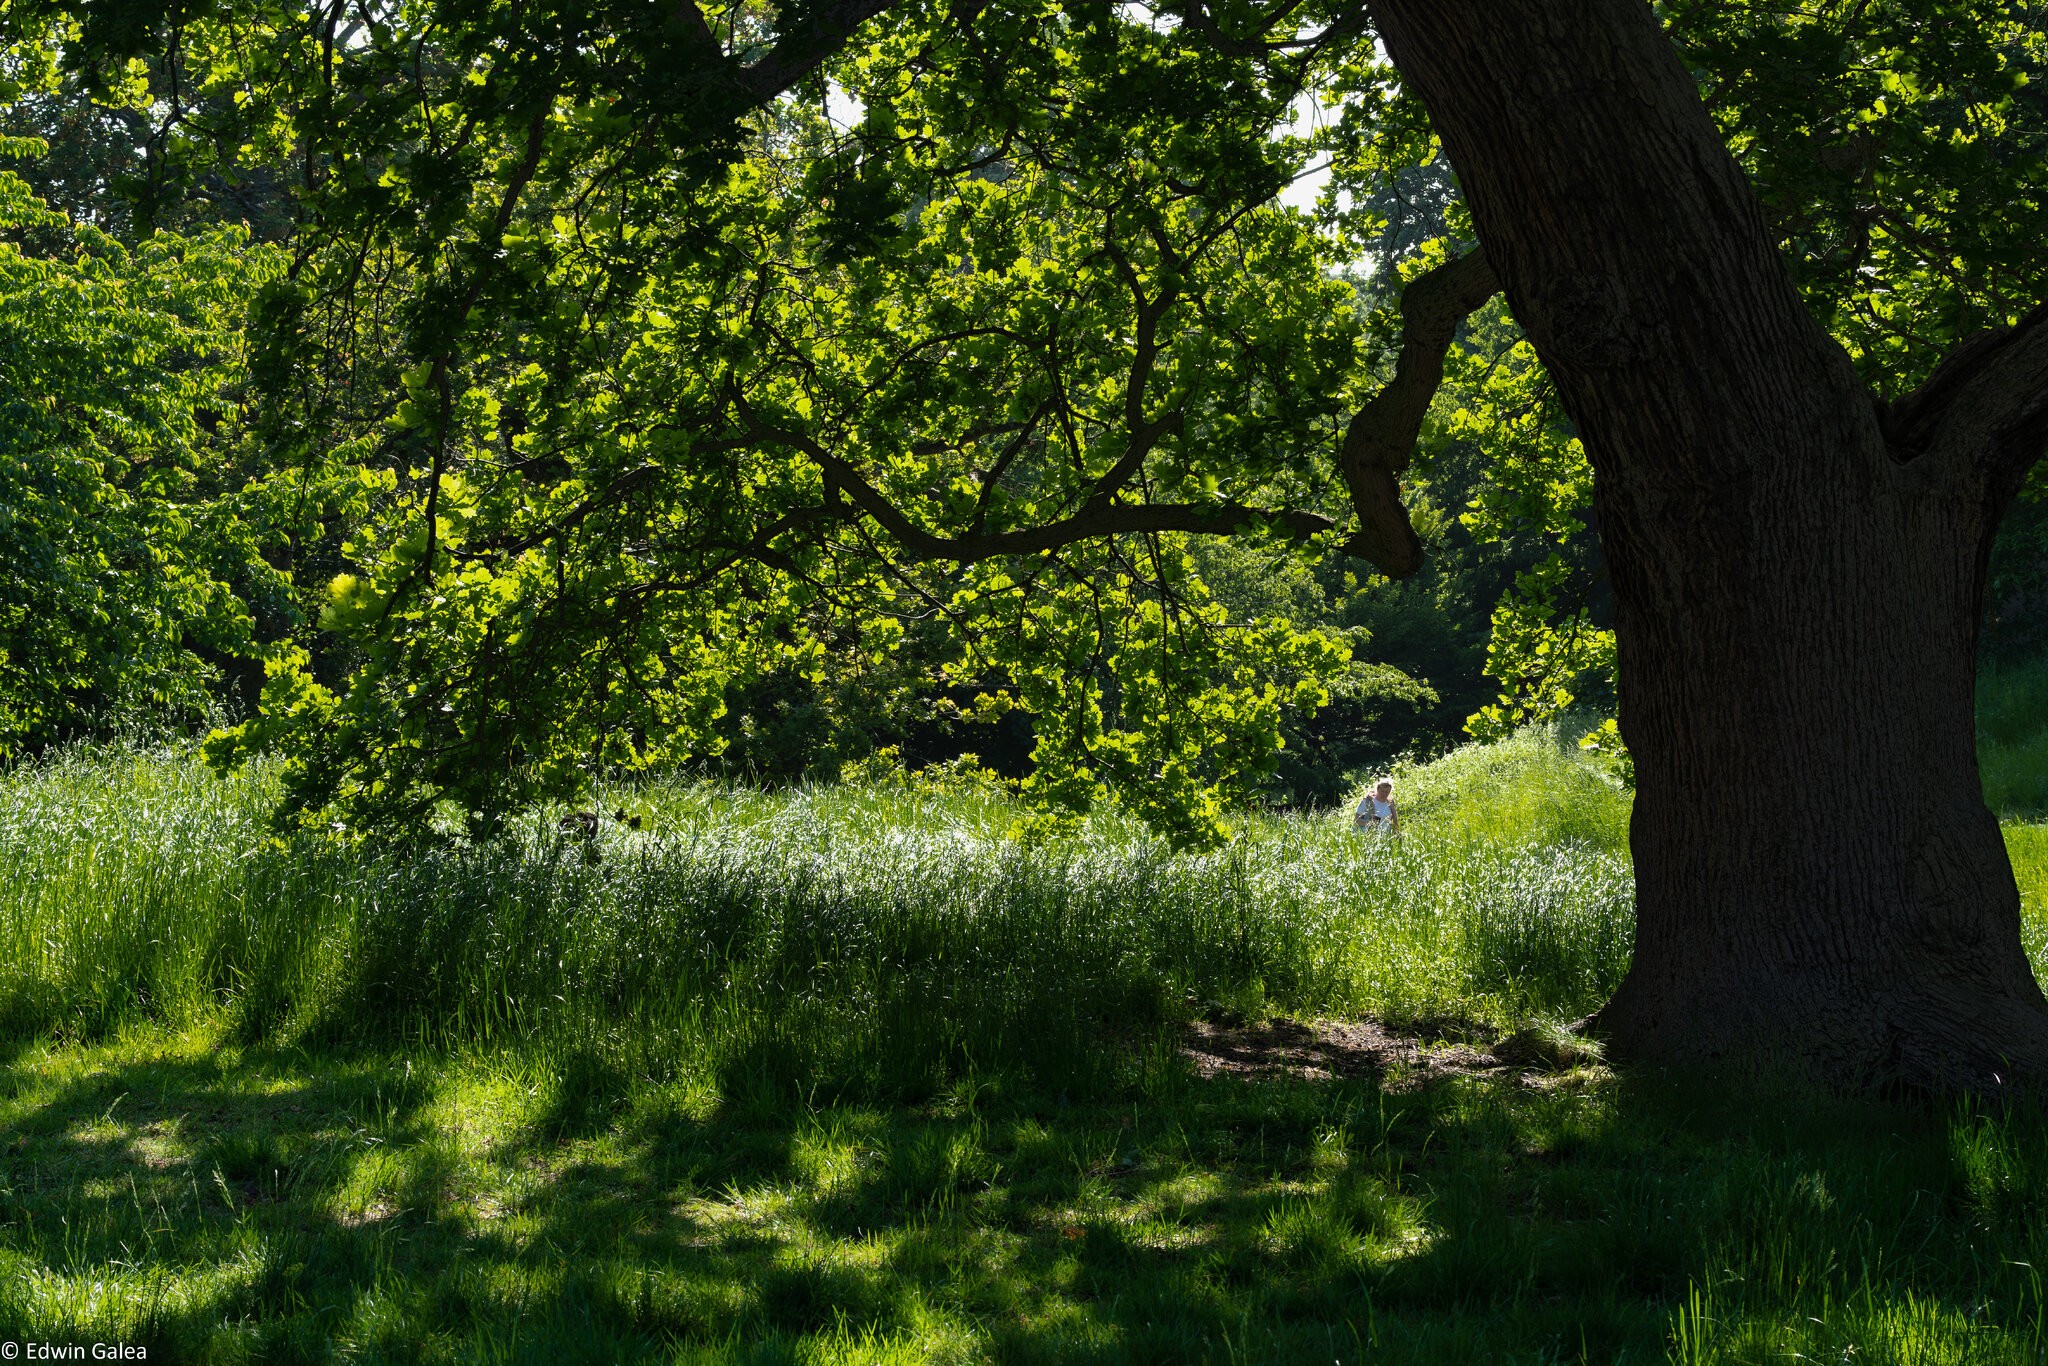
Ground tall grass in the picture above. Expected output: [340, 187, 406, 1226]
[11, 695, 2048, 1097]
[1389, 720, 1632, 853]
[14, 714, 2048, 1361]
[0, 731, 1635, 1094]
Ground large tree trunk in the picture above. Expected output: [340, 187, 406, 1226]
[1368, 0, 2048, 1088]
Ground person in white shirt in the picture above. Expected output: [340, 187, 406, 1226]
[1354, 779, 1398, 837]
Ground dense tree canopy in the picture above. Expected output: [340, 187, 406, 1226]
[0, 140, 285, 755]
[0, 0, 2042, 862]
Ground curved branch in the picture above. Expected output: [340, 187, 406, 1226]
[663, 0, 897, 111]
[1337, 245, 1500, 576]
[1083, 238, 1183, 510]
[714, 251, 1503, 580]
[734, 0, 903, 101]
[731, 401, 1339, 564]
[1884, 301, 2048, 490]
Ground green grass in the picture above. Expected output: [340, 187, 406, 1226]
[1388, 722, 1632, 855]
[0, 739, 1637, 1081]
[2, 722, 2048, 1362]
[5, 1025, 2048, 1363]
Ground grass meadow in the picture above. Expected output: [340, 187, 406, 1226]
[2, 695, 2048, 1361]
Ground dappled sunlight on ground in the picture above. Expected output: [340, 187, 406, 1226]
[4, 1022, 2048, 1362]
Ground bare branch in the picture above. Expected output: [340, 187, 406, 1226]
[1337, 246, 1500, 575]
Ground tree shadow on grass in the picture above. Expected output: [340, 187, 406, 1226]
[0, 1040, 452, 1362]
[3, 1032, 2047, 1364]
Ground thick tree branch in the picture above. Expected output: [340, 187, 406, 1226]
[1336, 245, 1500, 576]
[967, 409, 1046, 536]
[1884, 302, 2048, 486]
[730, 401, 1337, 564]
[1083, 246, 1182, 511]
[670, 0, 719, 50]
[732, 0, 903, 101]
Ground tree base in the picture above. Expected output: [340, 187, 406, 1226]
[1591, 960, 2048, 1096]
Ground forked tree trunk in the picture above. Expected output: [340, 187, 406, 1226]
[1370, 0, 2048, 1088]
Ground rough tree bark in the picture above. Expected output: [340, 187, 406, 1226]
[1367, 0, 2048, 1089]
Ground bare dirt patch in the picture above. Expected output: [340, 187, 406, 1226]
[1179, 1017, 1523, 1086]
[1181, 1016, 1500, 1083]
[337, 1199, 396, 1228]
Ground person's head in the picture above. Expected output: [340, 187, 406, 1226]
[1375, 779, 1392, 799]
